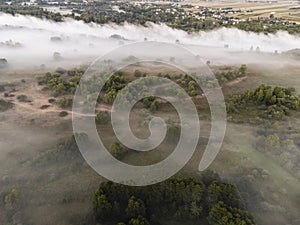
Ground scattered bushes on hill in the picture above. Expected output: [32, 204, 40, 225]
[216, 64, 247, 83]
[36, 68, 84, 96]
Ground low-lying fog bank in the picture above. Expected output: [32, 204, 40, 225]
[0, 13, 299, 70]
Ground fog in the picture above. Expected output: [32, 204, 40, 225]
[0, 11, 300, 225]
[0, 12, 300, 69]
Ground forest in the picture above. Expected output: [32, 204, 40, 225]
[93, 176, 256, 225]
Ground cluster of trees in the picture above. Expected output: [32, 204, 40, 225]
[157, 73, 217, 97]
[0, 4, 63, 22]
[36, 68, 85, 108]
[142, 96, 160, 112]
[102, 73, 127, 105]
[234, 18, 300, 35]
[215, 65, 247, 83]
[227, 84, 299, 119]
[36, 68, 84, 96]
[93, 176, 256, 225]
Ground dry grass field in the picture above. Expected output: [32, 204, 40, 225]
[184, 0, 300, 23]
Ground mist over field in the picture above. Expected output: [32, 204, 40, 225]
[1, 12, 300, 69]
[1, 8, 300, 225]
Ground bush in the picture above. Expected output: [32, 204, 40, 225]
[17, 94, 30, 102]
[57, 98, 72, 108]
[59, 111, 68, 117]
[134, 70, 142, 77]
[109, 142, 127, 159]
[0, 99, 13, 112]
[96, 111, 110, 125]
[149, 100, 159, 112]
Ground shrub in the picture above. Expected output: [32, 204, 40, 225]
[59, 111, 68, 117]
[17, 94, 30, 102]
[96, 111, 110, 125]
[57, 98, 72, 108]
[0, 99, 13, 112]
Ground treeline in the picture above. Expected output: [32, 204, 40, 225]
[235, 18, 300, 35]
[0, 4, 63, 21]
[1, 2, 300, 34]
[73, 2, 216, 32]
[227, 84, 299, 119]
[73, 3, 300, 34]
[93, 176, 256, 225]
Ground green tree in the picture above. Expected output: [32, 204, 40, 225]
[238, 64, 247, 76]
[96, 111, 110, 125]
[128, 215, 150, 225]
[4, 188, 21, 210]
[190, 201, 202, 219]
[207, 202, 234, 225]
[93, 194, 112, 221]
[126, 196, 146, 218]
[134, 70, 142, 77]
[150, 100, 159, 112]
[104, 90, 117, 104]
[109, 142, 127, 159]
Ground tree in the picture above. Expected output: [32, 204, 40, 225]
[126, 196, 146, 218]
[238, 64, 247, 76]
[128, 215, 150, 225]
[93, 194, 112, 221]
[4, 188, 21, 210]
[109, 142, 127, 159]
[104, 89, 117, 104]
[96, 111, 110, 125]
[134, 70, 142, 77]
[266, 134, 280, 148]
[150, 100, 159, 112]
[190, 201, 202, 219]
[142, 96, 155, 108]
[57, 97, 71, 108]
[207, 202, 233, 225]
